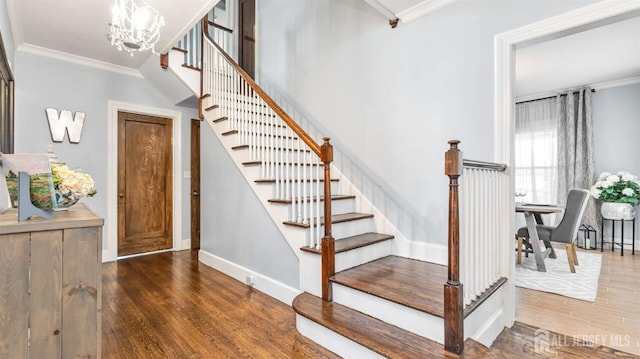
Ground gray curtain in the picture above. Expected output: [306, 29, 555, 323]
[556, 87, 596, 226]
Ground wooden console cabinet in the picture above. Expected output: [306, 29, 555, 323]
[0, 204, 103, 358]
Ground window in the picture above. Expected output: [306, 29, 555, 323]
[514, 98, 558, 205]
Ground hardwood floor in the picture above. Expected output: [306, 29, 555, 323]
[516, 245, 640, 356]
[102, 250, 638, 358]
[101, 251, 339, 358]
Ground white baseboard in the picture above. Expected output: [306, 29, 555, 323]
[198, 249, 301, 305]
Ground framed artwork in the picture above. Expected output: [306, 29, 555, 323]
[1, 154, 56, 209]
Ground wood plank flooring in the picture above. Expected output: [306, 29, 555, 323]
[101, 251, 339, 358]
[102, 250, 638, 358]
[516, 245, 640, 356]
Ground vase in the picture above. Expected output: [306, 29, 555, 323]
[54, 190, 79, 210]
[600, 202, 636, 220]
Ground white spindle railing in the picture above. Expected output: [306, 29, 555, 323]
[202, 35, 325, 250]
[176, 21, 201, 69]
[459, 161, 507, 306]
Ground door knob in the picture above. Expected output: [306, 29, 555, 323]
[192, 191, 199, 196]
[119, 193, 124, 198]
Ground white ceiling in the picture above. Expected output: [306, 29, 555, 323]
[5, 0, 640, 95]
[6, 0, 217, 70]
[515, 15, 640, 99]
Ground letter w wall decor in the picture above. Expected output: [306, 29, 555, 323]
[45, 108, 85, 143]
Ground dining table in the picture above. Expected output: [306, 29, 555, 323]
[515, 204, 564, 272]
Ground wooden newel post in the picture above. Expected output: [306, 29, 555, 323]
[444, 140, 464, 354]
[160, 53, 169, 70]
[321, 137, 335, 301]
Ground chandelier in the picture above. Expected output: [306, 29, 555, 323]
[108, 0, 165, 55]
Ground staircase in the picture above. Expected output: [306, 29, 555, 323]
[160, 15, 509, 358]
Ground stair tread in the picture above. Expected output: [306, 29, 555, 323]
[242, 160, 320, 166]
[293, 292, 470, 358]
[284, 212, 373, 228]
[331, 255, 447, 318]
[268, 194, 355, 204]
[221, 129, 298, 139]
[232, 144, 311, 153]
[300, 232, 394, 254]
[255, 178, 338, 184]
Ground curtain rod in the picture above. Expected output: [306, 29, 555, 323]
[516, 88, 595, 105]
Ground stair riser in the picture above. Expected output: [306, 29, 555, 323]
[334, 240, 391, 272]
[296, 315, 386, 359]
[272, 198, 355, 220]
[332, 283, 445, 344]
[259, 181, 341, 202]
[244, 149, 316, 162]
[287, 217, 375, 241]
[250, 164, 325, 181]
[232, 136, 301, 150]
[331, 217, 375, 239]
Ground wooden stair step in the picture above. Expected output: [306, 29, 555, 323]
[268, 194, 355, 204]
[232, 144, 311, 153]
[293, 292, 485, 358]
[181, 64, 201, 71]
[255, 178, 338, 184]
[205, 104, 219, 112]
[210, 116, 286, 128]
[221, 130, 298, 139]
[330, 255, 447, 318]
[300, 232, 394, 254]
[242, 161, 321, 167]
[283, 212, 373, 228]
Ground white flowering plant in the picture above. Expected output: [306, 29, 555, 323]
[590, 171, 640, 206]
[52, 165, 97, 199]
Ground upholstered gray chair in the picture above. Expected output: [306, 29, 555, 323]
[516, 189, 590, 273]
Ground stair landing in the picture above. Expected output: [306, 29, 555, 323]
[331, 255, 447, 318]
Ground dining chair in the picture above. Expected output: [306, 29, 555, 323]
[516, 189, 590, 273]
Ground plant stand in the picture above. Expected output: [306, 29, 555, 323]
[601, 218, 636, 256]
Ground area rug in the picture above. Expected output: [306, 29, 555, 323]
[515, 248, 602, 302]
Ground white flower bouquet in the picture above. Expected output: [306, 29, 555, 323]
[590, 171, 640, 206]
[52, 165, 96, 207]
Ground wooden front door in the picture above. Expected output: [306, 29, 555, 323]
[239, 0, 255, 78]
[117, 111, 173, 256]
[190, 119, 201, 250]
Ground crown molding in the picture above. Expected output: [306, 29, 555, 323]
[396, 0, 459, 24]
[17, 43, 143, 78]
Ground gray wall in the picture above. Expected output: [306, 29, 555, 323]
[256, 0, 598, 246]
[13, 51, 198, 251]
[593, 83, 640, 178]
[592, 83, 640, 243]
[200, 125, 299, 288]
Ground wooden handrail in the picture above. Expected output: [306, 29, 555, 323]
[444, 140, 464, 354]
[208, 21, 233, 34]
[201, 17, 335, 301]
[202, 25, 322, 157]
[463, 159, 507, 172]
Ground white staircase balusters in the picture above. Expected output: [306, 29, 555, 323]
[202, 35, 325, 250]
[459, 165, 506, 306]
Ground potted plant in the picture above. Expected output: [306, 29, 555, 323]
[590, 171, 640, 220]
[51, 165, 97, 209]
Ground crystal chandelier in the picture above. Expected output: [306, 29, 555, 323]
[108, 0, 165, 55]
